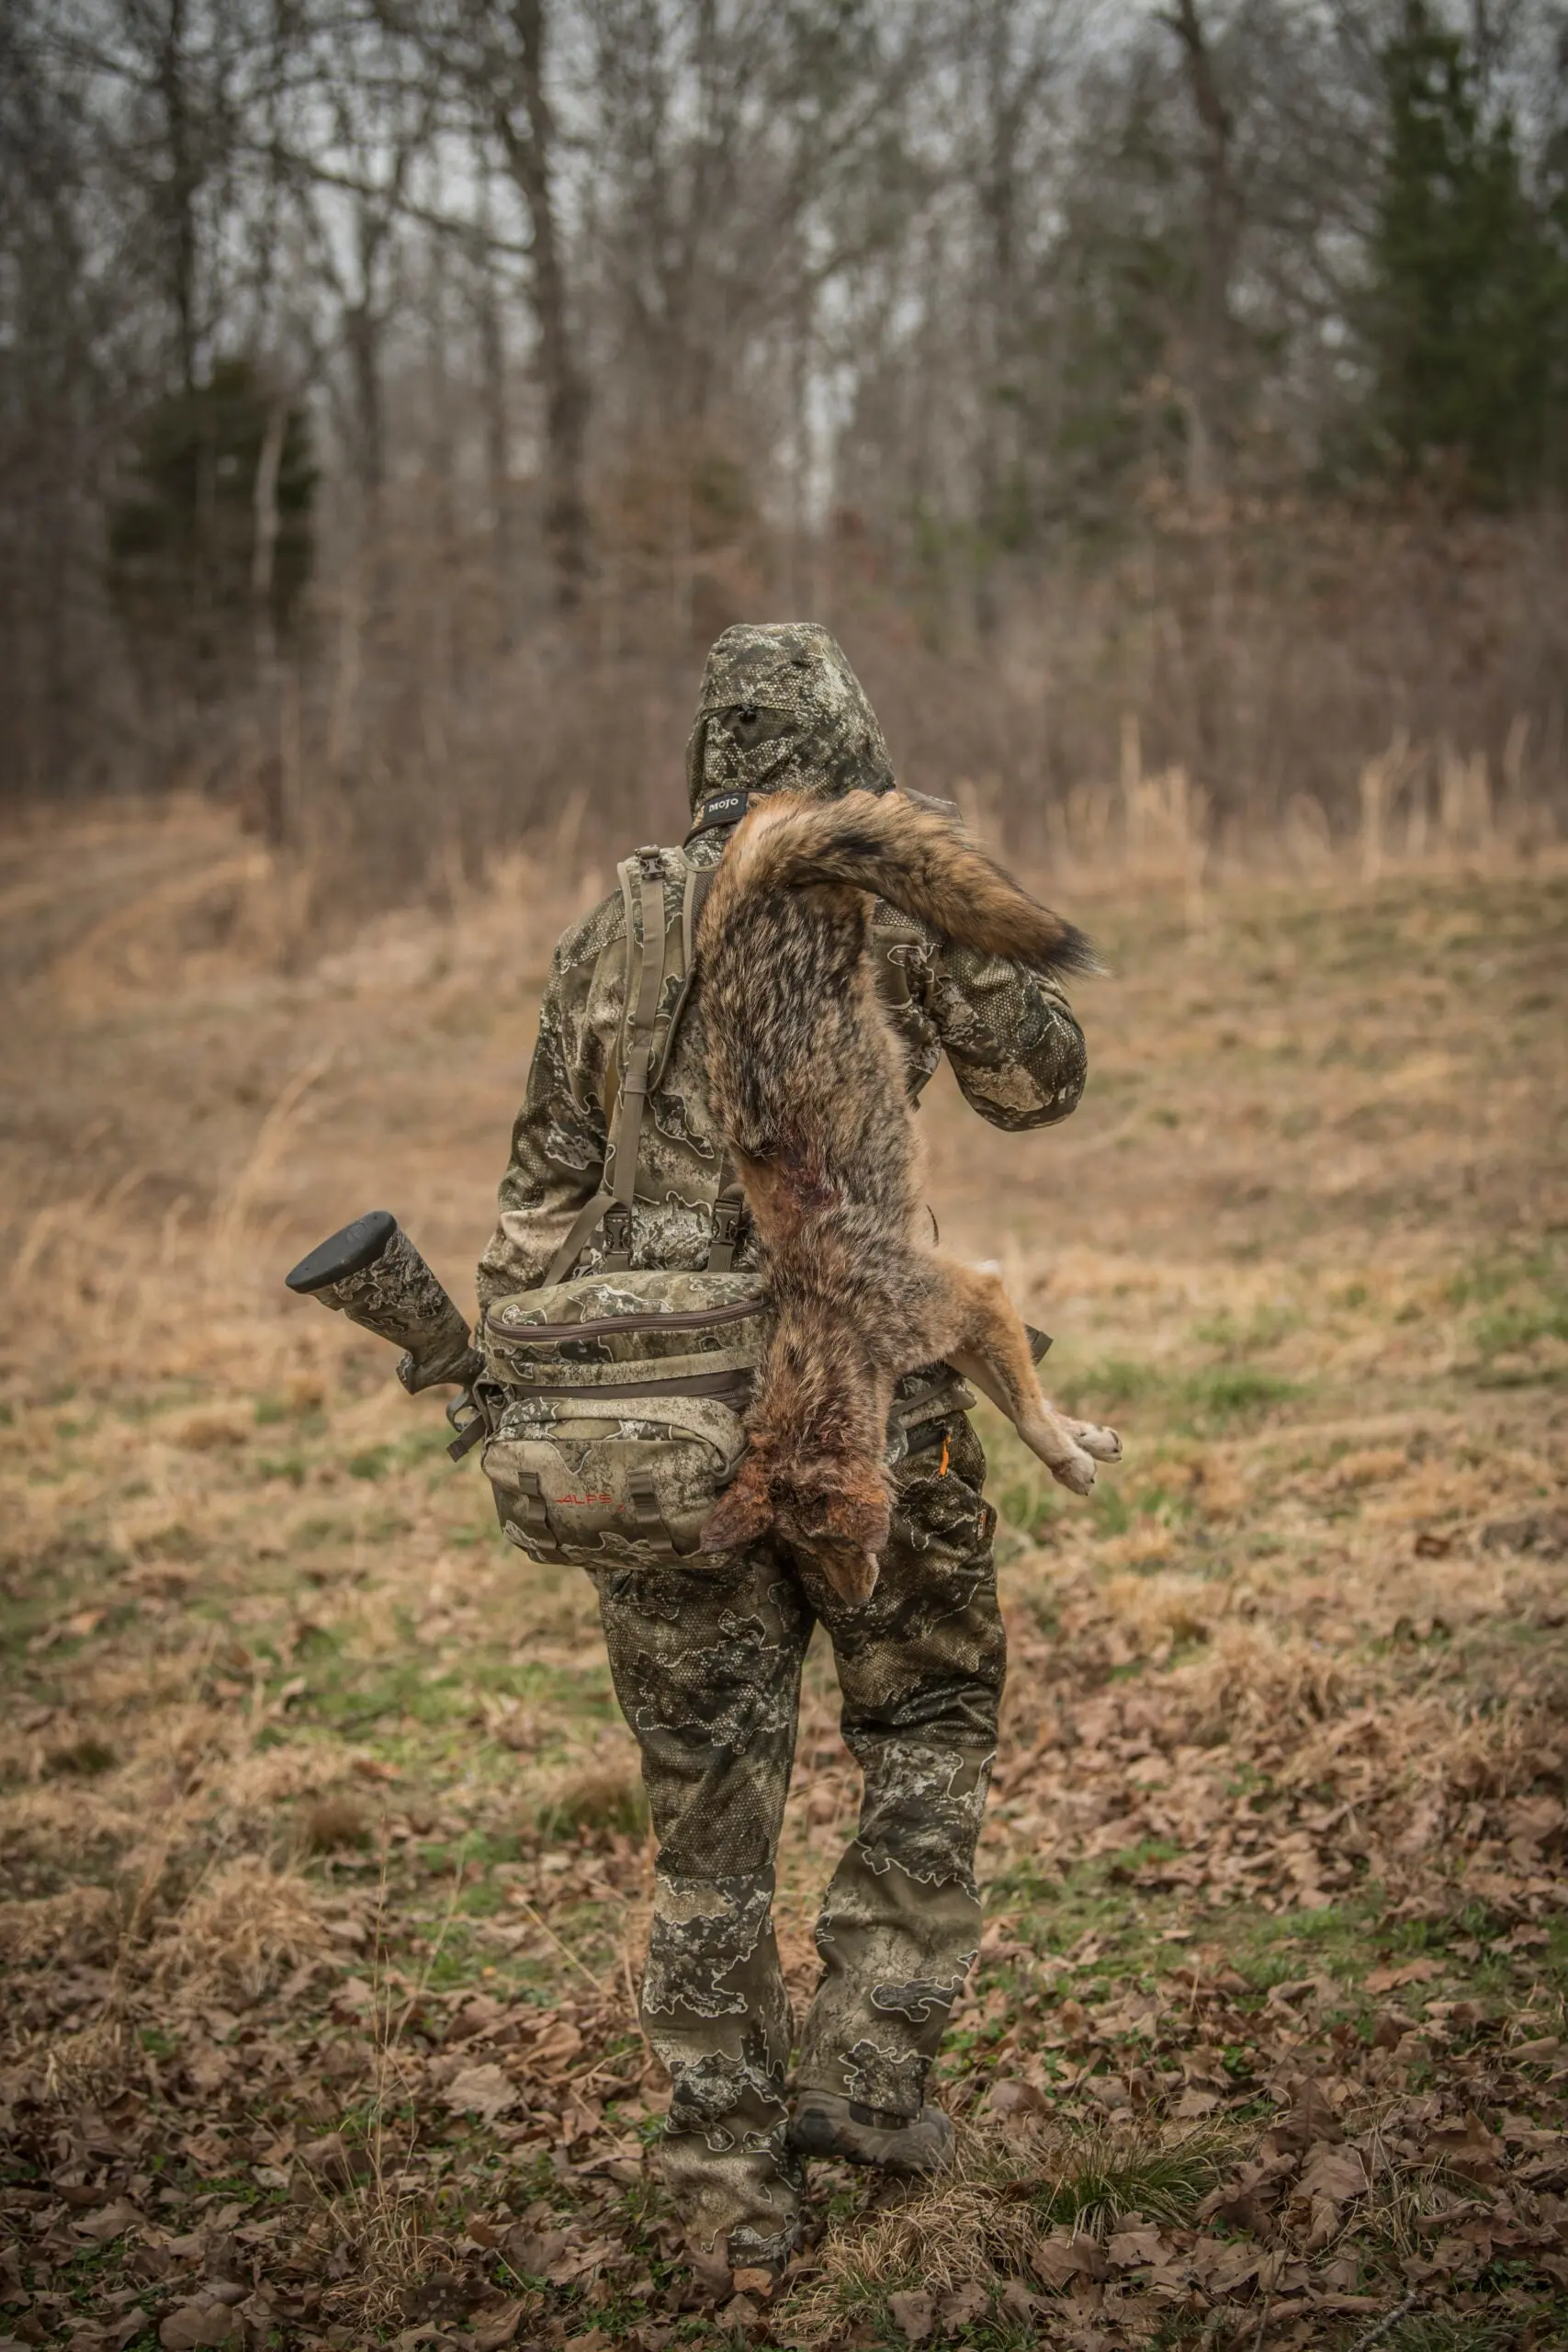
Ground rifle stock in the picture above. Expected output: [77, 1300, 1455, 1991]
[285, 1212, 484, 1402]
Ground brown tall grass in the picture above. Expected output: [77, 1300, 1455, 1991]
[28, 491, 1562, 928]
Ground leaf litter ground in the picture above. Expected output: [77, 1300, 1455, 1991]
[2, 812, 1567, 2351]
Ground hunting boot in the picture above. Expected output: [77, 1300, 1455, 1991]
[788, 2090, 955, 2175]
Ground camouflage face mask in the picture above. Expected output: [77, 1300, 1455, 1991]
[685, 622, 896, 810]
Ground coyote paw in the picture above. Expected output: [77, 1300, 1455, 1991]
[1063, 1418, 1122, 1464]
[1050, 1447, 1098, 1496]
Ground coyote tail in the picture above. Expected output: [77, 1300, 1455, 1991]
[719, 788, 1100, 977]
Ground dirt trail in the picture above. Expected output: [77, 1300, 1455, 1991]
[2, 808, 1567, 2351]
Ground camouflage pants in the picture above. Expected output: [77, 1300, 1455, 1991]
[588, 1415, 1005, 2270]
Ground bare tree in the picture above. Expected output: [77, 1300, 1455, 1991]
[1162, 0, 1243, 496]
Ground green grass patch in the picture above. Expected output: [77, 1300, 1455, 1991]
[1177, 1365, 1299, 1426]
[1021, 2127, 1230, 2233]
[1382, 2316, 1536, 2352]
[255, 1451, 310, 1486]
[1191, 1305, 1301, 1356]
[536, 1764, 649, 1840]
[1446, 1237, 1568, 1385]
[1042, 1353, 1301, 1436]
[289, 1653, 468, 1733]
[347, 1443, 395, 1481]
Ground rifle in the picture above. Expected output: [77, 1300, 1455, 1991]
[285, 1211, 488, 1459]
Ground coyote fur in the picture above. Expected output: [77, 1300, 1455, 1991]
[696, 788, 1122, 1604]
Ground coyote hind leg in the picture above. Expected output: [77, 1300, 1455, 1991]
[942, 1261, 1121, 1495]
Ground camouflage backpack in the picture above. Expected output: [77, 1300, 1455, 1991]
[479, 845, 768, 1569]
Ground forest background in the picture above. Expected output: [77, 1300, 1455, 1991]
[6, 0, 1568, 902]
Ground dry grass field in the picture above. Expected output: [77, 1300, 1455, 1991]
[3, 801, 1567, 2352]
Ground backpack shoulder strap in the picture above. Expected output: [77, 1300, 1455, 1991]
[543, 847, 695, 1286]
[599, 850, 671, 1266]
[541, 845, 748, 1287]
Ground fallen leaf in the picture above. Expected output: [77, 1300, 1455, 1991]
[297, 2132, 364, 2188]
[987, 2078, 1048, 2119]
[1107, 2224, 1168, 2269]
[935, 2283, 988, 2327]
[440, 2064, 519, 2122]
[887, 2290, 934, 2343]
[1190, 2238, 1264, 2296]
[557, 2092, 602, 2144]
[447, 1995, 509, 2043]
[1273, 2076, 1343, 2151]
[1365, 1958, 1443, 1994]
[184, 2045, 231, 2095]
[1031, 2233, 1100, 2290]
[468, 2301, 526, 2351]
[546, 2238, 615, 2288]
[501, 2224, 568, 2278]
[530, 2018, 585, 2065]
[75, 2200, 141, 2243]
[1297, 2144, 1369, 2206]
[157, 2304, 238, 2352]
[1420, 2113, 1503, 2183]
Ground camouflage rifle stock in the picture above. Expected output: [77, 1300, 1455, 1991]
[285, 1212, 488, 1458]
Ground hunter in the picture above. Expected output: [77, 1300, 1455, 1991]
[476, 622, 1088, 2293]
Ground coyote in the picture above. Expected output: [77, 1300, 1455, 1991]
[696, 788, 1122, 1603]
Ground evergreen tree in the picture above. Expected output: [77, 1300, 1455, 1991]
[107, 360, 315, 692]
[1367, 0, 1566, 504]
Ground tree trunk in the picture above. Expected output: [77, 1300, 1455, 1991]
[495, 0, 590, 609]
[153, 0, 199, 391]
[1166, 0, 1242, 501]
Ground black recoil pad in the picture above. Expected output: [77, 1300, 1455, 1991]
[285, 1210, 398, 1295]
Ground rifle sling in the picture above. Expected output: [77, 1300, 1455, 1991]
[601, 858, 670, 1268]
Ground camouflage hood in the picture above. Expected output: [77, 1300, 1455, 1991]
[685, 622, 896, 811]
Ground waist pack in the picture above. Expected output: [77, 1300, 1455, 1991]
[480, 1268, 765, 1567]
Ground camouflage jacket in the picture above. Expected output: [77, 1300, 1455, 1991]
[476, 828, 1087, 1308]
